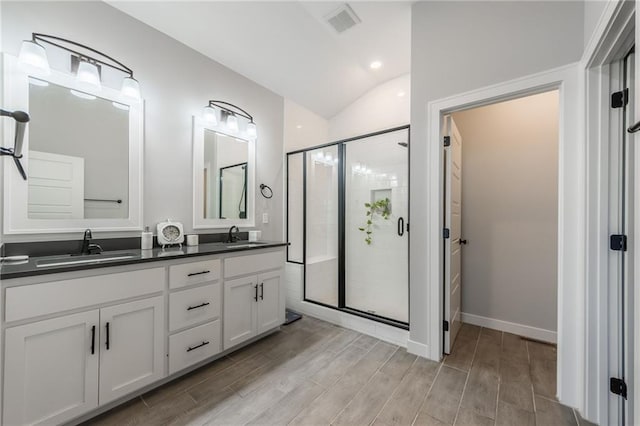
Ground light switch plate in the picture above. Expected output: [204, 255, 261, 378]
[262, 213, 269, 224]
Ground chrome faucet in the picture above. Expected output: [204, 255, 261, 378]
[80, 229, 103, 255]
[227, 226, 240, 243]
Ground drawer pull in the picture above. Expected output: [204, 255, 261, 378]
[260, 283, 264, 300]
[105, 322, 110, 350]
[91, 325, 96, 355]
[186, 341, 210, 352]
[187, 301, 210, 311]
[187, 270, 210, 277]
[254, 284, 258, 302]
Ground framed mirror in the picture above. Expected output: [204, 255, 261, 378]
[3, 54, 143, 234]
[193, 117, 255, 228]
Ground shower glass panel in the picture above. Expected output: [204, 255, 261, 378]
[344, 128, 409, 323]
[287, 153, 304, 263]
[305, 146, 339, 307]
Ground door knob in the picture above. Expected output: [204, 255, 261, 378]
[460, 239, 468, 245]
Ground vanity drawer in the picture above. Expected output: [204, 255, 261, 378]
[169, 283, 221, 331]
[169, 320, 221, 375]
[224, 251, 285, 278]
[169, 259, 221, 289]
[5, 268, 165, 323]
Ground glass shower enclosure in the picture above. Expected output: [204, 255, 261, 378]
[287, 126, 409, 327]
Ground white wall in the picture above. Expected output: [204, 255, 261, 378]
[1, 1, 284, 241]
[283, 99, 328, 152]
[584, 1, 609, 48]
[452, 91, 559, 335]
[328, 74, 410, 141]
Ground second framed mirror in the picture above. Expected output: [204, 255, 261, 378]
[193, 112, 256, 229]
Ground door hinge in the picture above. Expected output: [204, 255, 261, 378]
[406, 223, 409, 232]
[443, 320, 449, 331]
[610, 234, 627, 251]
[610, 377, 628, 399]
[443, 228, 450, 239]
[443, 136, 451, 147]
[611, 89, 629, 108]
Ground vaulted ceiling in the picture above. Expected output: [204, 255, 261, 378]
[107, 1, 412, 118]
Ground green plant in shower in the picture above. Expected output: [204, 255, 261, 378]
[358, 198, 391, 245]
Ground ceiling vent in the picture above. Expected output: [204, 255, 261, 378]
[325, 4, 361, 34]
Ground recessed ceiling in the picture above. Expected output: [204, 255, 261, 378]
[107, 1, 411, 118]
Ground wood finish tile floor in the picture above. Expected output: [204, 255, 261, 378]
[86, 318, 591, 426]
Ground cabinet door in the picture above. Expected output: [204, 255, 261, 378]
[223, 276, 258, 349]
[257, 270, 283, 334]
[99, 296, 165, 405]
[4, 310, 99, 426]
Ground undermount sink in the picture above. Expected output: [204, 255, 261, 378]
[36, 253, 138, 268]
[225, 242, 269, 249]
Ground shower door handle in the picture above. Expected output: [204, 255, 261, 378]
[397, 217, 405, 236]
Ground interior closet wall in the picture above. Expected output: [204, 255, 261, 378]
[451, 91, 559, 335]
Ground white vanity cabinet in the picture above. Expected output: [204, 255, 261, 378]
[223, 251, 285, 349]
[0, 246, 286, 426]
[3, 268, 165, 426]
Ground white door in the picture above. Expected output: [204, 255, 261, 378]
[3, 310, 99, 426]
[444, 115, 463, 354]
[27, 150, 84, 219]
[608, 49, 636, 425]
[99, 296, 164, 404]
[223, 275, 258, 349]
[257, 270, 283, 334]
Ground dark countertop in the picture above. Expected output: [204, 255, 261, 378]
[0, 241, 288, 280]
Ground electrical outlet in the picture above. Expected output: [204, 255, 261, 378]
[262, 213, 269, 224]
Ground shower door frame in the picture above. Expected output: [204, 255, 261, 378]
[286, 125, 411, 330]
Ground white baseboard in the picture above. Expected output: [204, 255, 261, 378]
[461, 312, 557, 343]
[407, 339, 432, 359]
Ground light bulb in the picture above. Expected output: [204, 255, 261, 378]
[121, 77, 141, 100]
[226, 114, 239, 132]
[203, 106, 218, 124]
[246, 122, 257, 139]
[18, 40, 50, 76]
[76, 61, 101, 91]
[325, 153, 333, 163]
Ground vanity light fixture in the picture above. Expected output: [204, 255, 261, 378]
[202, 100, 257, 140]
[18, 33, 141, 100]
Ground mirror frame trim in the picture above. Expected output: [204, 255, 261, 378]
[192, 116, 256, 229]
[2, 54, 144, 234]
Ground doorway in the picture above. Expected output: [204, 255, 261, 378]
[443, 90, 560, 353]
[441, 92, 561, 417]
